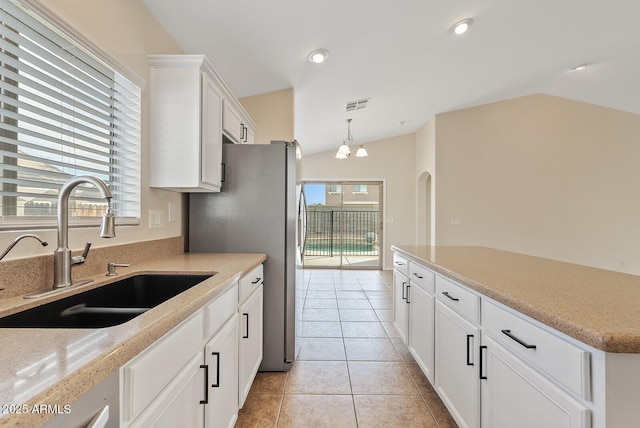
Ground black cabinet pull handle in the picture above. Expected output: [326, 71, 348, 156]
[211, 352, 220, 388]
[221, 162, 226, 183]
[501, 329, 537, 349]
[251, 277, 261, 284]
[466, 335, 474, 366]
[413, 272, 423, 279]
[243, 313, 249, 338]
[200, 364, 208, 404]
[402, 281, 407, 300]
[395, 261, 404, 266]
[406, 284, 411, 304]
[479, 346, 488, 380]
[442, 291, 459, 301]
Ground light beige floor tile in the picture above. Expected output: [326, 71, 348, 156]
[341, 322, 387, 338]
[278, 395, 357, 428]
[375, 309, 393, 322]
[365, 290, 392, 299]
[300, 321, 342, 338]
[285, 361, 351, 394]
[308, 282, 335, 291]
[305, 290, 336, 299]
[236, 393, 282, 428]
[336, 290, 367, 299]
[353, 395, 437, 428]
[339, 309, 379, 321]
[405, 362, 458, 427]
[368, 298, 392, 310]
[348, 361, 419, 395]
[297, 337, 346, 360]
[338, 299, 372, 309]
[360, 283, 391, 291]
[249, 372, 288, 394]
[391, 337, 416, 362]
[301, 308, 340, 321]
[305, 298, 338, 309]
[344, 338, 401, 361]
[382, 321, 402, 338]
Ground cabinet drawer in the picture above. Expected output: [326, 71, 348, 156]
[482, 300, 591, 400]
[435, 275, 480, 324]
[409, 262, 434, 294]
[204, 281, 239, 340]
[239, 264, 263, 303]
[121, 311, 203, 422]
[393, 253, 409, 276]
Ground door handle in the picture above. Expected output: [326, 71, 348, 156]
[402, 281, 407, 300]
[210, 352, 220, 388]
[466, 335, 474, 366]
[243, 313, 249, 338]
[200, 364, 209, 404]
[406, 284, 411, 304]
[479, 346, 488, 380]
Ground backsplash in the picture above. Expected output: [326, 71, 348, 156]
[0, 236, 184, 298]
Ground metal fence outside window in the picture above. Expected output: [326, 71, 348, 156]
[305, 208, 379, 256]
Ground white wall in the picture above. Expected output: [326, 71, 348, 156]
[0, 0, 186, 260]
[415, 118, 436, 245]
[302, 134, 417, 270]
[434, 94, 640, 274]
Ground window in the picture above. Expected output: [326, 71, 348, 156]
[0, 0, 141, 229]
[352, 184, 368, 194]
[327, 184, 342, 194]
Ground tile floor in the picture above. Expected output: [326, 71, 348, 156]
[236, 269, 457, 428]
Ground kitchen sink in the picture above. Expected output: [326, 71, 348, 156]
[0, 274, 213, 328]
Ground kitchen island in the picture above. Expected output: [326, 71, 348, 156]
[0, 252, 266, 427]
[392, 245, 640, 428]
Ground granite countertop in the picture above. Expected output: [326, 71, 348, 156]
[0, 252, 266, 427]
[391, 245, 640, 354]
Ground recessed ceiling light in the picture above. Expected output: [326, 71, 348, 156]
[450, 18, 473, 35]
[307, 49, 329, 64]
[571, 63, 589, 71]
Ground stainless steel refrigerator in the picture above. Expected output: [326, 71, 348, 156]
[188, 141, 305, 371]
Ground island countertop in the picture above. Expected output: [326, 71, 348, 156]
[0, 252, 266, 427]
[391, 245, 640, 354]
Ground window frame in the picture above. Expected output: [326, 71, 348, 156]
[0, 0, 144, 230]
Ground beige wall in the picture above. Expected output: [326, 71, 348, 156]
[415, 118, 436, 245]
[0, 0, 185, 260]
[434, 94, 640, 274]
[303, 134, 417, 269]
[240, 88, 294, 144]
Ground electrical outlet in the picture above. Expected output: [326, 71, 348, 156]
[168, 202, 177, 223]
[451, 218, 462, 225]
[149, 210, 164, 228]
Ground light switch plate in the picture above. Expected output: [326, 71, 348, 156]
[149, 210, 164, 228]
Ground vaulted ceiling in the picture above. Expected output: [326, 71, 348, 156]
[142, 0, 640, 154]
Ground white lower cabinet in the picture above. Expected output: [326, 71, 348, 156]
[120, 265, 265, 428]
[204, 314, 239, 428]
[408, 281, 435, 382]
[129, 353, 205, 428]
[238, 283, 263, 408]
[481, 335, 590, 428]
[393, 269, 409, 342]
[435, 300, 481, 428]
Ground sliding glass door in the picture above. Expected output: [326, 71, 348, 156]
[303, 181, 382, 269]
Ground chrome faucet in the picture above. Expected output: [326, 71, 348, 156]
[0, 234, 48, 261]
[53, 176, 116, 289]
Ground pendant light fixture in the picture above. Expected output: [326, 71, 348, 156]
[335, 118, 368, 159]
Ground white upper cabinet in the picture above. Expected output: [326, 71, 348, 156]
[148, 55, 256, 192]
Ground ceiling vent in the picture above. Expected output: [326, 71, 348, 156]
[346, 98, 370, 112]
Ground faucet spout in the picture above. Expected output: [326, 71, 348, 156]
[54, 175, 115, 289]
[0, 234, 48, 261]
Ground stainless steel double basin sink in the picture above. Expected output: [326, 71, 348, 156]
[0, 274, 212, 329]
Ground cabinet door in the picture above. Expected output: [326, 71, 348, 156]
[201, 72, 223, 188]
[222, 101, 244, 143]
[393, 270, 409, 342]
[408, 283, 435, 383]
[481, 335, 590, 428]
[238, 285, 263, 408]
[435, 301, 480, 428]
[204, 314, 239, 428]
[129, 353, 205, 428]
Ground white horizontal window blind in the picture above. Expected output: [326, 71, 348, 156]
[0, 0, 141, 228]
